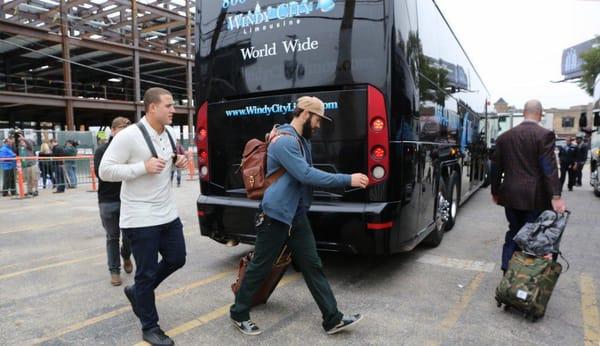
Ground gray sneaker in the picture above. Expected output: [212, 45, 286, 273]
[326, 314, 363, 335]
[231, 318, 262, 335]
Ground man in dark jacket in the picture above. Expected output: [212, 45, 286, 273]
[490, 100, 566, 273]
[230, 96, 369, 336]
[94, 117, 133, 286]
[558, 136, 577, 191]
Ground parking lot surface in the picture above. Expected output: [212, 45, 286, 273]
[0, 174, 599, 345]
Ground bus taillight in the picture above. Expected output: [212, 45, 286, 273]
[196, 101, 209, 181]
[367, 86, 389, 183]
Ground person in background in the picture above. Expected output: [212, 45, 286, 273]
[64, 140, 78, 188]
[94, 117, 134, 286]
[39, 141, 54, 189]
[170, 140, 186, 187]
[1, 137, 17, 197]
[558, 137, 576, 191]
[574, 134, 588, 187]
[18, 136, 39, 197]
[50, 139, 66, 194]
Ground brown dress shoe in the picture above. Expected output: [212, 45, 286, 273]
[111, 273, 122, 286]
[123, 259, 133, 274]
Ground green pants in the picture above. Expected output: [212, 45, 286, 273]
[230, 212, 343, 330]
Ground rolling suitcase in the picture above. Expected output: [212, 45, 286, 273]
[495, 251, 562, 321]
[231, 245, 292, 307]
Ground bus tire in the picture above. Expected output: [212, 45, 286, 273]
[424, 179, 447, 247]
[445, 173, 459, 231]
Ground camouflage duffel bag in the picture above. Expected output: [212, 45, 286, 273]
[495, 251, 562, 321]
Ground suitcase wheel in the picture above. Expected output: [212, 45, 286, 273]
[496, 301, 502, 308]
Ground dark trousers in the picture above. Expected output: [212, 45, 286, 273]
[99, 202, 131, 274]
[2, 169, 16, 195]
[54, 163, 65, 192]
[576, 162, 584, 186]
[230, 212, 343, 331]
[502, 208, 543, 271]
[122, 218, 186, 331]
[559, 161, 574, 190]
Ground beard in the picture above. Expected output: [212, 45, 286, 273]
[302, 119, 314, 140]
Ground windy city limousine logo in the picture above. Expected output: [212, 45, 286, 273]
[225, 0, 335, 33]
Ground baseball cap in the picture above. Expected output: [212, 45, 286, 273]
[296, 96, 333, 122]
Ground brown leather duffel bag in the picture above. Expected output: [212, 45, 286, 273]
[231, 246, 292, 307]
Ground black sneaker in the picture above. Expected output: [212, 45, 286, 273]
[124, 285, 140, 318]
[326, 314, 363, 335]
[142, 327, 174, 346]
[231, 318, 262, 335]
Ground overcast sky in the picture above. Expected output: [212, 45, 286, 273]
[435, 0, 600, 109]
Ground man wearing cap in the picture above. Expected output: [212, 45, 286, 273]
[230, 96, 369, 336]
[94, 117, 133, 286]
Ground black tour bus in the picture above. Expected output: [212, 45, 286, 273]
[195, 0, 490, 254]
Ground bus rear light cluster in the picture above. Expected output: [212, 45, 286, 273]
[367, 86, 389, 184]
[372, 166, 386, 180]
[371, 117, 385, 131]
[196, 101, 209, 181]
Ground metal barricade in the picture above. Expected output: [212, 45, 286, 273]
[0, 156, 97, 199]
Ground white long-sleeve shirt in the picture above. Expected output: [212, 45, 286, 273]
[99, 117, 178, 228]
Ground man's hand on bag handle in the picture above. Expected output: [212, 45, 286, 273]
[175, 154, 189, 169]
[350, 173, 369, 189]
[551, 196, 566, 214]
[145, 157, 166, 174]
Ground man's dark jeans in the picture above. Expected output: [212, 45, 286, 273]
[122, 218, 186, 331]
[559, 161, 574, 190]
[230, 212, 343, 331]
[99, 202, 131, 273]
[502, 208, 543, 271]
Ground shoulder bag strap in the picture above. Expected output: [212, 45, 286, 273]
[137, 122, 158, 158]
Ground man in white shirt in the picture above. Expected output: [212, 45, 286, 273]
[99, 87, 189, 346]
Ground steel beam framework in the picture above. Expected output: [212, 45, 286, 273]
[0, 0, 196, 131]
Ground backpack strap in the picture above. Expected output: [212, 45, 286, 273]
[137, 122, 178, 164]
[137, 122, 158, 158]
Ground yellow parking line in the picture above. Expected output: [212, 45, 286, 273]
[581, 273, 600, 346]
[0, 216, 96, 235]
[0, 254, 104, 281]
[32, 269, 236, 345]
[134, 272, 303, 346]
[427, 272, 485, 345]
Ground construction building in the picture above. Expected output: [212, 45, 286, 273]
[0, 0, 195, 136]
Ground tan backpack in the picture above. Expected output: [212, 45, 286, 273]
[239, 127, 302, 200]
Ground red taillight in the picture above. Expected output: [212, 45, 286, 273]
[199, 150, 208, 161]
[371, 117, 385, 131]
[196, 101, 209, 181]
[371, 146, 386, 160]
[367, 85, 389, 183]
